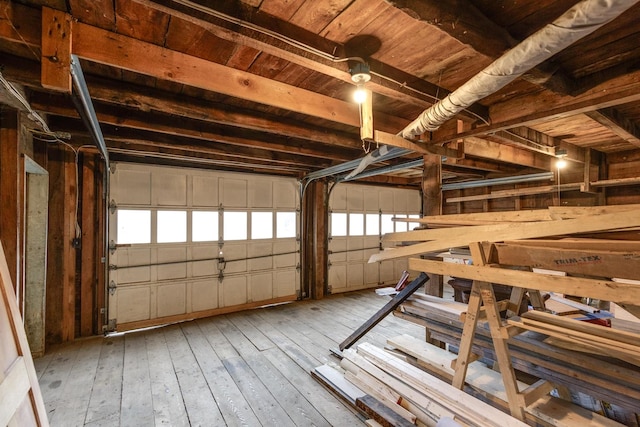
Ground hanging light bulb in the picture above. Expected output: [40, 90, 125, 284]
[353, 84, 368, 103]
[555, 148, 568, 169]
[556, 158, 567, 169]
[350, 62, 371, 104]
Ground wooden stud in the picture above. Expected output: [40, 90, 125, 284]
[409, 257, 640, 305]
[41, 7, 72, 92]
[62, 150, 77, 342]
[0, 110, 20, 293]
[80, 154, 96, 336]
[359, 89, 374, 141]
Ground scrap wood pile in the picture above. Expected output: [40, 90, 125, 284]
[396, 294, 640, 425]
[313, 342, 529, 427]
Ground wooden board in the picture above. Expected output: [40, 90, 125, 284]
[0, 242, 49, 426]
[374, 209, 640, 261]
[408, 257, 640, 305]
[339, 272, 428, 351]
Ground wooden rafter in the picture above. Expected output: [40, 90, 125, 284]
[585, 108, 640, 148]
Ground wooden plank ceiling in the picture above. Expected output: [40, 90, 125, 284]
[1, 0, 640, 185]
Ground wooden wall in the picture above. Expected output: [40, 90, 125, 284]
[0, 107, 104, 351]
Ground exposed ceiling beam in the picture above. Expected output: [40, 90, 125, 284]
[1, 55, 367, 152]
[386, 0, 574, 95]
[462, 137, 551, 170]
[585, 108, 640, 148]
[139, 0, 489, 122]
[34, 96, 359, 162]
[429, 69, 640, 144]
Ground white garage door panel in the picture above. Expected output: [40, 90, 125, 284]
[224, 244, 248, 273]
[113, 169, 151, 205]
[223, 276, 247, 306]
[157, 283, 186, 317]
[328, 183, 420, 293]
[116, 247, 151, 284]
[250, 273, 273, 302]
[192, 176, 218, 207]
[192, 245, 217, 277]
[328, 265, 346, 289]
[157, 247, 187, 280]
[222, 178, 248, 207]
[153, 174, 187, 206]
[275, 270, 296, 297]
[250, 180, 273, 208]
[191, 280, 218, 312]
[116, 287, 150, 323]
[108, 163, 299, 330]
[274, 181, 297, 208]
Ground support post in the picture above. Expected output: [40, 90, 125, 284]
[41, 7, 73, 93]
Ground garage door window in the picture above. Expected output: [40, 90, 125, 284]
[349, 213, 364, 236]
[117, 209, 151, 244]
[192, 211, 218, 242]
[157, 210, 187, 243]
[224, 211, 248, 240]
[276, 211, 296, 238]
[331, 213, 347, 237]
[365, 214, 379, 236]
[251, 212, 273, 239]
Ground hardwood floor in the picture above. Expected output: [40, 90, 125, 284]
[34, 289, 426, 426]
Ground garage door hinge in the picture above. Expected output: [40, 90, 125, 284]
[102, 318, 117, 333]
[109, 199, 117, 214]
[109, 240, 117, 254]
[108, 280, 117, 296]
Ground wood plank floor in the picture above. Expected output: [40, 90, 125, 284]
[34, 289, 427, 426]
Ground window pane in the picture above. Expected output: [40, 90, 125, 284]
[349, 213, 364, 236]
[224, 211, 248, 240]
[157, 210, 187, 243]
[381, 214, 394, 235]
[365, 214, 379, 236]
[276, 212, 296, 238]
[331, 213, 347, 237]
[395, 215, 408, 232]
[117, 210, 151, 244]
[252, 212, 273, 239]
[192, 211, 218, 242]
[408, 214, 421, 230]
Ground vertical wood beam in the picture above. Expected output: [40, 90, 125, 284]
[0, 109, 20, 295]
[359, 90, 374, 141]
[422, 154, 443, 297]
[46, 146, 77, 344]
[41, 7, 72, 93]
[80, 154, 96, 336]
[62, 150, 76, 341]
[303, 180, 328, 299]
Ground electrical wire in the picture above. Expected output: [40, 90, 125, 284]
[170, 0, 489, 126]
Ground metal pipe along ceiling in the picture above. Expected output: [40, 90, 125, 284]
[401, 0, 640, 139]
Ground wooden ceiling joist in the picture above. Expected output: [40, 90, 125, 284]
[586, 107, 640, 148]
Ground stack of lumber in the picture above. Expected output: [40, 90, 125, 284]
[386, 334, 625, 427]
[373, 205, 640, 264]
[396, 295, 640, 421]
[509, 311, 640, 367]
[314, 342, 529, 427]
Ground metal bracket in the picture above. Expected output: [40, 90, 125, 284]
[102, 318, 117, 333]
[108, 240, 117, 255]
[108, 280, 117, 296]
[109, 199, 117, 214]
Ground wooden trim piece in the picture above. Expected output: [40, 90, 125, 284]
[446, 183, 581, 203]
[338, 272, 429, 351]
[373, 209, 640, 261]
[115, 294, 296, 332]
[41, 7, 72, 92]
[0, 243, 49, 426]
[0, 357, 30, 427]
[408, 257, 640, 305]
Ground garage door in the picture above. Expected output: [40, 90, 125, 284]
[107, 163, 300, 331]
[328, 183, 421, 294]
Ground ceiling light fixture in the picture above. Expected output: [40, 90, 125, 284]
[350, 63, 371, 104]
[555, 148, 568, 170]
